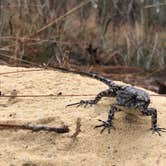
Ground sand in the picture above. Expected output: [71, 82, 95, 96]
[0, 65, 166, 166]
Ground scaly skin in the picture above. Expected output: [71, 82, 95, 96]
[67, 73, 166, 136]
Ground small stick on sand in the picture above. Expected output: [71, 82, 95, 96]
[0, 123, 69, 133]
[71, 118, 81, 139]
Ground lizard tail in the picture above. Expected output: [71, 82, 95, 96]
[89, 73, 116, 87]
[53, 66, 116, 87]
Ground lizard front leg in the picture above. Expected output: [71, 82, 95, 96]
[142, 108, 166, 136]
[67, 89, 116, 107]
[94, 104, 118, 133]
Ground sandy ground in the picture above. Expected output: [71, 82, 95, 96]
[0, 65, 166, 166]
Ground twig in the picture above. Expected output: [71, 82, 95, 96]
[0, 53, 42, 67]
[0, 69, 46, 75]
[0, 36, 83, 46]
[64, 118, 82, 150]
[71, 118, 81, 139]
[32, 0, 91, 36]
[0, 94, 95, 98]
[0, 123, 69, 133]
[146, 34, 158, 69]
[144, 3, 166, 8]
[0, 4, 44, 8]
[0, 36, 86, 53]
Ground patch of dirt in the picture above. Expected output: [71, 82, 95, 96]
[0, 65, 166, 166]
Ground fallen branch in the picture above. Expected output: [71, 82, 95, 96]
[0, 123, 69, 133]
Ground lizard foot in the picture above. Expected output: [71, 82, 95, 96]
[94, 119, 115, 134]
[151, 127, 166, 136]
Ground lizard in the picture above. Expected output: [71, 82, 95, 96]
[64, 69, 166, 136]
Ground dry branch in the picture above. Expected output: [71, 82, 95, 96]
[0, 123, 69, 133]
[32, 0, 91, 36]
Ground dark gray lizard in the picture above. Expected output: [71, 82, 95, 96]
[62, 68, 166, 136]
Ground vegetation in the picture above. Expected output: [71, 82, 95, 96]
[0, 0, 165, 69]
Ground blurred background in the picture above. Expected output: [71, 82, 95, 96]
[0, 0, 165, 93]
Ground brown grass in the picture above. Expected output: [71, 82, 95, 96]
[0, 0, 165, 69]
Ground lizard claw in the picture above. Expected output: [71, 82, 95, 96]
[75, 100, 88, 108]
[151, 127, 166, 136]
[94, 119, 115, 134]
[67, 100, 95, 107]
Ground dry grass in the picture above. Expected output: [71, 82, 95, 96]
[0, 0, 165, 69]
